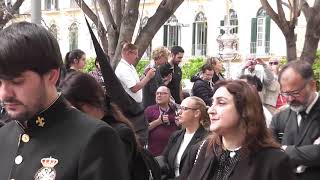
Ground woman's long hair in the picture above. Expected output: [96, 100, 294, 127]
[207, 80, 279, 155]
[59, 71, 140, 146]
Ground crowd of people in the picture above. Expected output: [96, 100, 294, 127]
[0, 21, 319, 180]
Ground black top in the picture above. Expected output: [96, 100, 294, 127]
[167, 64, 182, 104]
[179, 141, 297, 180]
[191, 77, 214, 106]
[102, 115, 137, 176]
[0, 96, 130, 180]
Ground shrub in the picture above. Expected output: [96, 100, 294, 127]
[136, 58, 150, 76]
[181, 57, 205, 80]
[313, 50, 320, 90]
[82, 57, 96, 73]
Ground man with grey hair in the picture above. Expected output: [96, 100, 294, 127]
[270, 60, 320, 180]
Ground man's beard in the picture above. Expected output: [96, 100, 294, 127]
[289, 104, 305, 113]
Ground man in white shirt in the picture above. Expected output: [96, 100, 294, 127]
[115, 43, 155, 103]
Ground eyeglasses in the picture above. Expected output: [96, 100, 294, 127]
[269, 61, 279, 65]
[156, 92, 168, 96]
[280, 80, 309, 98]
[178, 106, 198, 112]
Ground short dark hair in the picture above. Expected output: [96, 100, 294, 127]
[159, 63, 173, 78]
[239, 75, 263, 92]
[170, 46, 184, 55]
[279, 60, 314, 82]
[64, 49, 85, 70]
[0, 21, 63, 79]
[201, 63, 214, 73]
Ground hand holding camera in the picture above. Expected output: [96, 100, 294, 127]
[161, 113, 170, 126]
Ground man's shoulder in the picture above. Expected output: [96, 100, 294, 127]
[60, 109, 113, 134]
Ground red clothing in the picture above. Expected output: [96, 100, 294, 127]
[276, 94, 287, 109]
[145, 104, 178, 156]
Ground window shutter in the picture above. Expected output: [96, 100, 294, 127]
[204, 22, 208, 56]
[265, 16, 271, 53]
[192, 22, 196, 55]
[250, 18, 257, 53]
[163, 25, 168, 46]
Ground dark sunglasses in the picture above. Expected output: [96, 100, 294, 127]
[269, 61, 279, 65]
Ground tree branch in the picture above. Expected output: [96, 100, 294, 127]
[134, 0, 184, 63]
[76, 0, 108, 53]
[300, 0, 310, 20]
[98, 0, 118, 33]
[111, 0, 141, 68]
[276, 0, 288, 30]
[112, 0, 122, 28]
[260, 0, 282, 28]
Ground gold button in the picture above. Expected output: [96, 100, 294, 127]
[22, 134, 30, 143]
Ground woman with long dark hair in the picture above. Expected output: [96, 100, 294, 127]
[179, 80, 296, 180]
[59, 71, 139, 178]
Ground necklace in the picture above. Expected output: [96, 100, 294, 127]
[227, 146, 241, 158]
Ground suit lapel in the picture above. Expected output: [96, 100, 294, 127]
[297, 98, 320, 145]
[283, 110, 299, 145]
[181, 127, 205, 161]
[168, 130, 185, 168]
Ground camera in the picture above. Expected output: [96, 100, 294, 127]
[159, 63, 173, 78]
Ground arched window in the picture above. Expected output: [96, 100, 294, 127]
[192, 12, 207, 56]
[44, 0, 59, 10]
[163, 15, 181, 49]
[49, 24, 58, 40]
[69, 22, 78, 51]
[250, 8, 270, 54]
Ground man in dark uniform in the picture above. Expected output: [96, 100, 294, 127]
[167, 46, 184, 104]
[0, 22, 129, 180]
[270, 60, 320, 180]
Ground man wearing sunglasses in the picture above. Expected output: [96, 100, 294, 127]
[270, 60, 320, 180]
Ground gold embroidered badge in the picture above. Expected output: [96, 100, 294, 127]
[36, 116, 45, 127]
[34, 157, 58, 180]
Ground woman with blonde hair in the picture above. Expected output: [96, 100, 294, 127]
[158, 96, 209, 179]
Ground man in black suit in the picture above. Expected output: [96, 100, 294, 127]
[0, 22, 129, 180]
[270, 60, 320, 180]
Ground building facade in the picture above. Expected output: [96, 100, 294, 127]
[16, 0, 318, 60]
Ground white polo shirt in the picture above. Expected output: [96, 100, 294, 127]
[115, 59, 142, 103]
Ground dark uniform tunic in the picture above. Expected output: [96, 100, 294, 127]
[0, 96, 130, 180]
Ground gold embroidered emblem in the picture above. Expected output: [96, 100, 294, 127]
[36, 116, 45, 127]
[34, 157, 58, 180]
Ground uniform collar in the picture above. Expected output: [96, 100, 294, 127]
[23, 95, 71, 131]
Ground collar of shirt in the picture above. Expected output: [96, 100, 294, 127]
[120, 58, 135, 70]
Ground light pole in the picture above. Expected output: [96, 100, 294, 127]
[31, 0, 41, 24]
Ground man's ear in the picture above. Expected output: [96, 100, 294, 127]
[47, 68, 60, 85]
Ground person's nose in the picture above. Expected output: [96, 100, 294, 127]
[207, 105, 216, 115]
